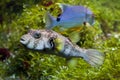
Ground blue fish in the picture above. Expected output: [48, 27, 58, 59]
[45, 3, 94, 29]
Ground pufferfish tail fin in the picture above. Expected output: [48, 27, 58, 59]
[45, 12, 57, 29]
[83, 49, 104, 67]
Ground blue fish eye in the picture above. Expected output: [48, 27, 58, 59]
[56, 17, 61, 22]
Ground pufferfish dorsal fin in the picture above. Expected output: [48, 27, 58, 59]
[59, 27, 83, 43]
[56, 3, 69, 13]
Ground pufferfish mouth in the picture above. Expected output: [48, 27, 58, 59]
[20, 38, 25, 41]
[20, 38, 26, 44]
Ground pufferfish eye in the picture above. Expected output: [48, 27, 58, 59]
[34, 32, 41, 39]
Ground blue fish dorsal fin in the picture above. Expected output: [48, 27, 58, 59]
[56, 3, 69, 13]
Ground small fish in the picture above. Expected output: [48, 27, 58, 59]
[45, 3, 94, 29]
[20, 29, 104, 67]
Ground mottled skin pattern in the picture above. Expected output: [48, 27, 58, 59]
[20, 29, 104, 67]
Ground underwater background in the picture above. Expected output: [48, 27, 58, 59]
[0, 0, 120, 80]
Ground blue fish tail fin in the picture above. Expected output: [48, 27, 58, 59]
[45, 12, 56, 29]
[83, 49, 104, 67]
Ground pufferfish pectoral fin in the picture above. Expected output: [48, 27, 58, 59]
[54, 37, 65, 52]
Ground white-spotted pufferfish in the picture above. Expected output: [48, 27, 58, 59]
[20, 29, 104, 67]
